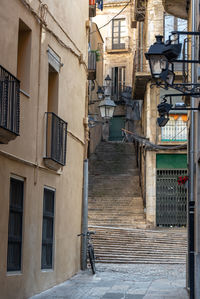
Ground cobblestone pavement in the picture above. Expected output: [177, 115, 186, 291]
[30, 263, 189, 299]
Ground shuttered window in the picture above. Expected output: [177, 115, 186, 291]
[7, 177, 24, 271]
[41, 188, 55, 269]
[112, 19, 126, 49]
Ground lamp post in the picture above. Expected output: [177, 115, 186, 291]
[98, 75, 116, 120]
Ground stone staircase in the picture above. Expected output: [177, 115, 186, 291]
[88, 141, 146, 229]
[90, 226, 187, 264]
[88, 141, 187, 264]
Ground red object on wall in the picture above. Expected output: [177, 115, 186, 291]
[89, 0, 95, 5]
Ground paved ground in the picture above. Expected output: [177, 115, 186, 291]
[30, 263, 189, 299]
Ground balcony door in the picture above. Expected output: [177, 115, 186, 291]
[111, 66, 125, 101]
[112, 19, 126, 49]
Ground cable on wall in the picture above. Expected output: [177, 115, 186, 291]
[19, 0, 87, 71]
[90, 0, 131, 35]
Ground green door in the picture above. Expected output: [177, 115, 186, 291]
[109, 116, 125, 141]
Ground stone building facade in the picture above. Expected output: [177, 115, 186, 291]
[93, 0, 136, 141]
[133, 0, 188, 227]
[163, 0, 200, 297]
[0, 0, 89, 298]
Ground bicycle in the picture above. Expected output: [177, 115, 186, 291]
[77, 231, 96, 274]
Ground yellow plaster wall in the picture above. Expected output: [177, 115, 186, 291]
[0, 0, 88, 297]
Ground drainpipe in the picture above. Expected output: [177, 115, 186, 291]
[192, 0, 200, 297]
[81, 159, 89, 270]
[188, 0, 198, 297]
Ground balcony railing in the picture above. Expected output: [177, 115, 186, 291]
[88, 51, 96, 80]
[132, 50, 151, 99]
[105, 37, 130, 52]
[44, 112, 67, 170]
[0, 65, 20, 144]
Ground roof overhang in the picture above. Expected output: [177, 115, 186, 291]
[162, 0, 189, 19]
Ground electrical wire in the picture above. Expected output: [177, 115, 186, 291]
[122, 129, 187, 151]
[90, 0, 131, 35]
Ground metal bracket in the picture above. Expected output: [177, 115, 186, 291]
[170, 31, 200, 64]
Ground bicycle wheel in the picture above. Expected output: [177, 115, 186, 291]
[88, 247, 96, 274]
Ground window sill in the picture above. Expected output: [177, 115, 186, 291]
[7, 271, 22, 276]
[158, 141, 187, 145]
[20, 89, 30, 98]
[41, 269, 54, 273]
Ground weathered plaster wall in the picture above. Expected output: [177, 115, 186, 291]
[0, 0, 88, 297]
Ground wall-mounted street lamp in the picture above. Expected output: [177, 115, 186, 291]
[145, 32, 200, 95]
[145, 35, 181, 84]
[89, 74, 116, 127]
[157, 95, 200, 127]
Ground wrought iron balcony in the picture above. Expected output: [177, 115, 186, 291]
[105, 37, 130, 53]
[132, 50, 151, 99]
[44, 112, 67, 171]
[88, 51, 96, 80]
[0, 65, 20, 144]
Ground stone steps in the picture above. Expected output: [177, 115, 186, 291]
[89, 226, 187, 264]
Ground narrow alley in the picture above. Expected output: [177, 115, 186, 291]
[30, 263, 188, 299]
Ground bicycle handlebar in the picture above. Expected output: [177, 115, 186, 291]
[77, 231, 96, 237]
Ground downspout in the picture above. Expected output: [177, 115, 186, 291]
[81, 18, 90, 269]
[191, 0, 200, 298]
[34, 21, 43, 185]
[188, 0, 198, 297]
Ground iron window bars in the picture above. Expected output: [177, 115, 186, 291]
[0, 65, 20, 137]
[45, 112, 67, 166]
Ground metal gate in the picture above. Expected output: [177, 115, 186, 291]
[156, 169, 187, 227]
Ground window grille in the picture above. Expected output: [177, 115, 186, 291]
[7, 178, 24, 271]
[41, 188, 55, 269]
[0, 65, 20, 135]
[44, 112, 67, 166]
[161, 115, 187, 141]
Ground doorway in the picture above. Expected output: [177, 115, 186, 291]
[109, 116, 125, 141]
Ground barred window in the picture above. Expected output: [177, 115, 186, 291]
[41, 187, 55, 269]
[161, 115, 187, 142]
[7, 177, 24, 271]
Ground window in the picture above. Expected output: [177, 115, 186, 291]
[164, 14, 187, 70]
[161, 115, 187, 141]
[17, 19, 31, 94]
[112, 19, 126, 49]
[111, 66, 125, 100]
[41, 187, 55, 269]
[7, 177, 24, 271]
[160, 89, 187, 142]
[48, 65, 59, 114]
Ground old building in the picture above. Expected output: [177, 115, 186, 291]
[132, 0, 188, 227]
[0, 0, 90, 298]
[163, 0, 200, 297]
[93, 0, 136, 141]
[88, 21, 104, 154]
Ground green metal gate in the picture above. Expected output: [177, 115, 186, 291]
[156, 169, 187, 227]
